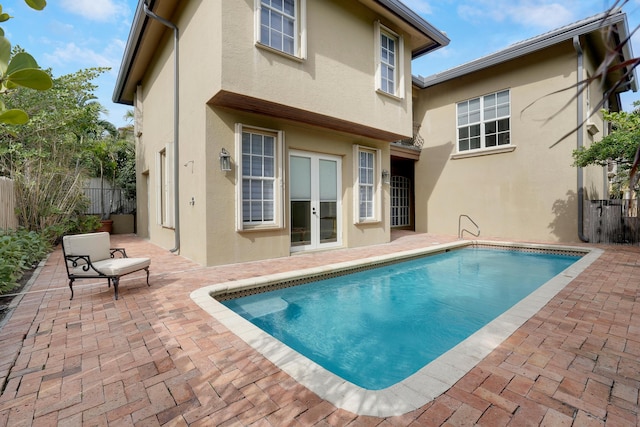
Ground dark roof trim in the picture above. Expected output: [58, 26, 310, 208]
[375, 0, 449, 57]
[415, 10, 637, 91]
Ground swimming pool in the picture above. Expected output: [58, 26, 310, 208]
[221, 247, 579, 390]
[191, 240, 602, 417]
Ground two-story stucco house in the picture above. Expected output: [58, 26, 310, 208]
[113, 1, 635, 266]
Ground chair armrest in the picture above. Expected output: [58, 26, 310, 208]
[65, 255, 106, 276]
[110, 248, 128, 258]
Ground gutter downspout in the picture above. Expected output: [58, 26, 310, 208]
[143, 2, 180, 253]
[573, 35, 589, 242]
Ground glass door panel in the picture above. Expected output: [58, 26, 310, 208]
[290, 156, 311, 247]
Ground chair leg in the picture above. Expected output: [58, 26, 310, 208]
[113, 277, 120, 300]
[145, 267, 150, 286]
[69, 278, 75, 300]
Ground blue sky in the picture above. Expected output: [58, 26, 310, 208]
[3, 0, 640, 129]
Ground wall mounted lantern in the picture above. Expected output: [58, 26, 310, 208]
[219, 148, 231, 171]
[381, 169, 390, 184]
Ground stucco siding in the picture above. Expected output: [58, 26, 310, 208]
[415, 42, 604, 243]
[218, 0, 413, 138]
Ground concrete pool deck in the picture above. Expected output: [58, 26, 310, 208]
[0, 231, 639, 425]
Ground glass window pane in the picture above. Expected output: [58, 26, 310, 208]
[498, 133, 510, 145]
[251, 155, 263, 176]
[290, 156, 310, 199]
[264, 137, 274, 156]
[469, 98, 480, 111]
[497, 104, 509, 117]
[251, 202, 262, 221]
[459, 127, 469, 139]
[498, 118, 510, 132]
[470, 137, 481, 149]
[264, 157, 274, 177]
[284, 0, 295, 15]
[484, 93, 496, 107]
[486, 135, 497, 147]
[485, 121, 496, 134]
[484, 107, 496, 120]
[319, 160, 337, 201]
[497, 90, 509, 104]
[469, 111, 480, 123]
[243, 201, 250, 222]
[470, 124, 480, 137]
[263, 181, 274, 200]
[242, 180, 250, 199]
[251, 180, 262, 199]
[459, 139, 469, 151]
[242, 154, 251, 175]
[263, 201, 274, 221]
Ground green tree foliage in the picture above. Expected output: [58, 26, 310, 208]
[0, 1, 52, 125]
[573, 103, 640, 194]
[0, 67, 115, 238]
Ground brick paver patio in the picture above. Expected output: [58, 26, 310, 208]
[0, 232, 638, 426]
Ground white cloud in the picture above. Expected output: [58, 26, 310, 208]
[401, 0, 433, 15]
[458, 1, 577, 30]
[43, 42, 116, 69]
[60, 0, 129, 23]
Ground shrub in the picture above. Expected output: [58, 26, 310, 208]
[0, 228, 50, 294]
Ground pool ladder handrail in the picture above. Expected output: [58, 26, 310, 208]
[458, 214, 480, 239]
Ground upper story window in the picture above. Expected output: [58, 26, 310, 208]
[375, 22, 404, 98]
[257, 0, 306, 59]
[236, 124, 284, 231]
[457, 90, 510, 152]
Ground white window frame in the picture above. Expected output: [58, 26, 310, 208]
[374, 21, 404, 99]
[456, 89, 511, 153]
[235, 124, 284, 231]
[353, 145, 382, 224]
[156, 143, 174, 228]
[255, 0, 307, 59]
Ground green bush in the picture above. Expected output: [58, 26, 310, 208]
[0, 228, 50, 294]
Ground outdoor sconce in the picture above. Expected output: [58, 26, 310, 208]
[382, 169, 390, 184]
[219, 148, 231, 171]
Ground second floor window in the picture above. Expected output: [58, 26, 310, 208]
[375, 22, 403, 98]
[260, 0, 296, 56]
[380, 31, 396, 94]
[457, 89, 510, 152]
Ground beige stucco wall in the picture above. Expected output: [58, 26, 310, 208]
[203, 107, 390, 266]
[136, 0, 395, 266]
[414, 42, 607, 243]
[219, 0, 413, 138]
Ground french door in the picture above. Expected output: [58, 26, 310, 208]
[290, 151, 342, 252]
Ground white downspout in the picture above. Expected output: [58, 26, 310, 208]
[143, 2, 181, 253]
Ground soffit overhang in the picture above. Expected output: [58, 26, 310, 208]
[209, 90, 408, 141]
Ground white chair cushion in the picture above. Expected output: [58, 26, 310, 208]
[63, 232, 111, 263]
[69, 257, 150, 277]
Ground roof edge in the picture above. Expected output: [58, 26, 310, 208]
[415, 10, 634, 90]
[375, 0, 450, 57]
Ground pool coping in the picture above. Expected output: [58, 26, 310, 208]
[190, 240, 603, 417]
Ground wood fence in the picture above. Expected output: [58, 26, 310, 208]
[0, 177, 18, 230]
[586, 199, 640, 244]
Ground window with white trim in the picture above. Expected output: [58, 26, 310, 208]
[457, 89, 510, 152]
[375, 22, 404, 98]
[257, 0, 306, 58]
[236, 124, 283, 230]
[354, 145, 381, 223]
[156, 143, 174, 228]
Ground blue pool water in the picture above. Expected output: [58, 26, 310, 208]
[222, 247, 579, 390]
